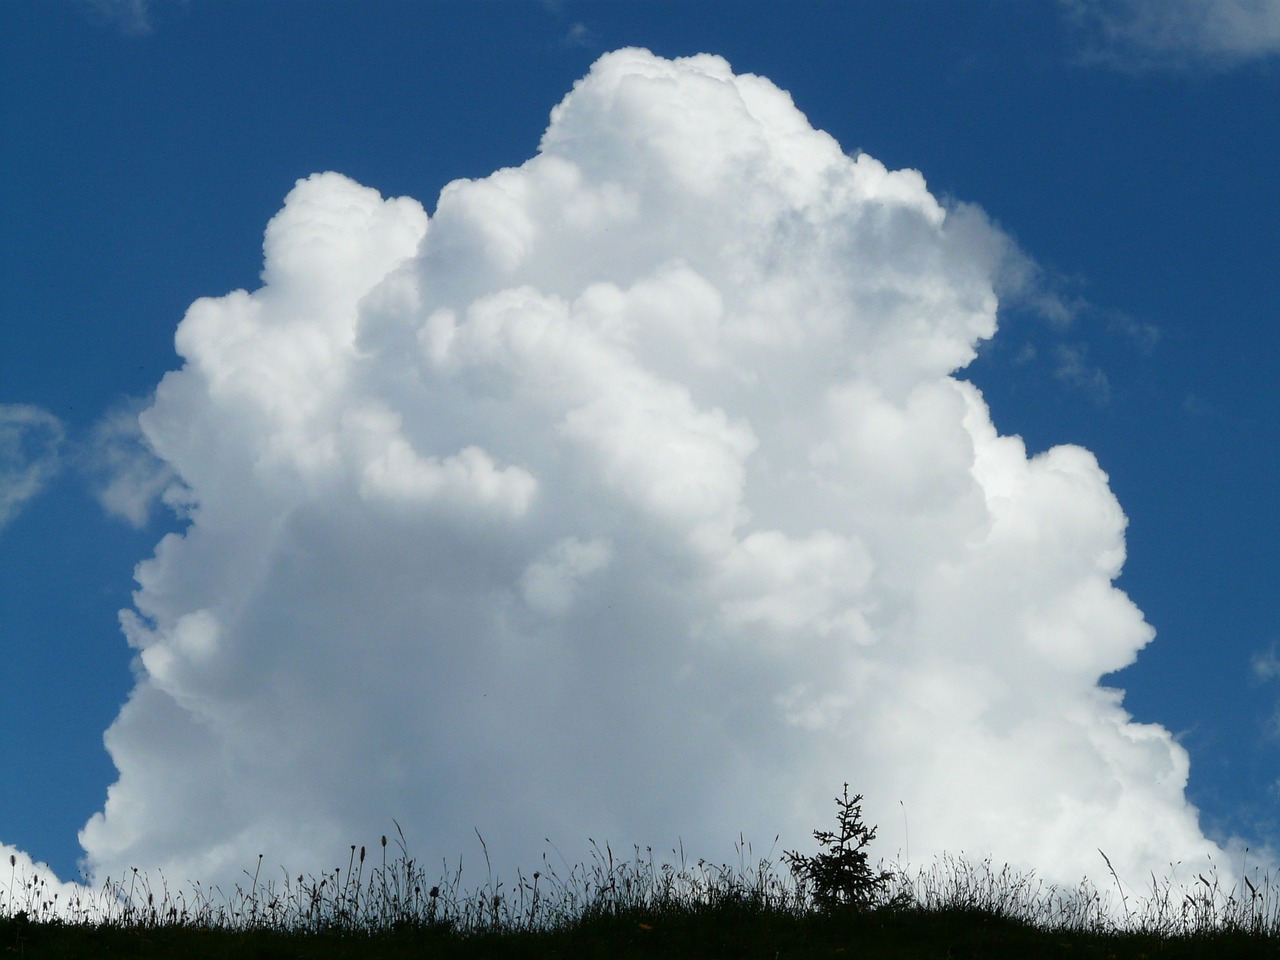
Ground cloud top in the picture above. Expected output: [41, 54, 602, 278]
[10, 48, 1225, 898]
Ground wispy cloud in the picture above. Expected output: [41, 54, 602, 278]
[1063, 0, 1280, 68]
[562, 21, 595, 49]
[80, 0, 184, 36]
[79, 401, 182, 528]
[0, 404, 64, 535]
[1252, 643, 1280, 683]
[955, 204, 1155, 404]
[1054, 343, 1114, 405]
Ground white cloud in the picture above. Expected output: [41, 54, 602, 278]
[0, 404, 64, 534]
[0, 844, 96, 921]
[3, 49, 1236, 907]
[1064, 0, 1280, 66]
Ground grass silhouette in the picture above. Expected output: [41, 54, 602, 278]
[3, 799, 1279, 958]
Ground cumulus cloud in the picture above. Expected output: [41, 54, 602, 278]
[2, 49, 1233, 904]
[1064, 0, 1280, 66]
[0, 404, 64, 534]
[0, 844, 94, 918]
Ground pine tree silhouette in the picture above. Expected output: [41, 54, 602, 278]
[785, 784, 895, 910]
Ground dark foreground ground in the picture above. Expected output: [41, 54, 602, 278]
[4, 904, 1278, 959]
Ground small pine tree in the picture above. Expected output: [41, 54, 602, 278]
[785, 783, 895, 911]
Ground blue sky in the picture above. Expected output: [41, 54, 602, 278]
[2, 0, 1278, 894]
